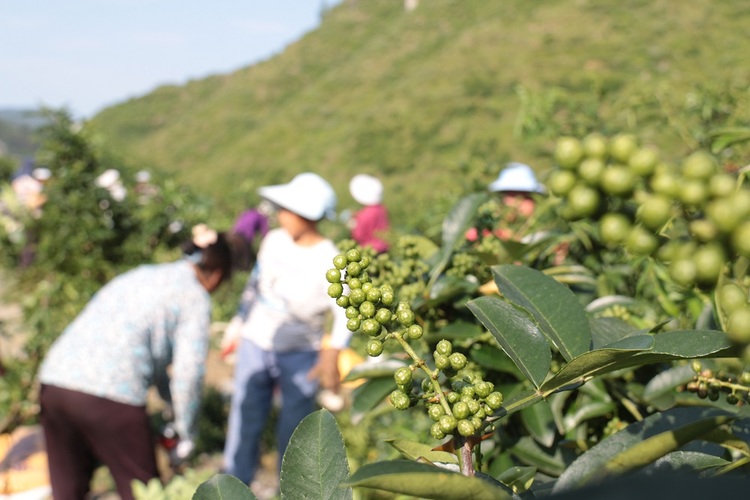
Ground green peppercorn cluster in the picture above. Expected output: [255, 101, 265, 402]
[327, 248, 424, 359]
[686, 360, 750, 405]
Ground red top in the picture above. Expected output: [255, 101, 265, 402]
[351, 204, 390, 253]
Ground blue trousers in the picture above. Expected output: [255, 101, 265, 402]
[223, 339, 319, 484]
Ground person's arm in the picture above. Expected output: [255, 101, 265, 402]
[308, 293, 351, 393]
[220, 261, 260, 358]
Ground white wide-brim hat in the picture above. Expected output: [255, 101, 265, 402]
[95, 169, 121, 189]
[349, 174, 383, 205]
[259, 172, 337, 221]
[488, 162, 545, 194]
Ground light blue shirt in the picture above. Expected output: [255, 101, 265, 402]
[39, 260, 211, 441]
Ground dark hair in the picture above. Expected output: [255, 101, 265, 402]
[182, 231, 240, 285]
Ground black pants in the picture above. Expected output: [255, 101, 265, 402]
[39, 384, 159, 500]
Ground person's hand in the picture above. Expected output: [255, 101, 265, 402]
[220, 316, 243, 360]
[169, 439, 195, 468]
[307, 348, 341, 393]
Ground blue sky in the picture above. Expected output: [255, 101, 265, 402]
[0, 1, 339, 119]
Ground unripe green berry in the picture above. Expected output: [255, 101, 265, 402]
[740, 372, 750, 385]
[366, 339, 383, 357]
[361, 282, 373, 292]
[359, 255, 371, 269]
[691, 360, 702, 373]
[439, 415, 458, 433]
[390, 390, 411, 410]
[335, 295, 349, 308]
[428, 404, 445, 421]
[333, 254, 347, 270]
[346, 248, 362, 263]
[407, 324, 423, 340]
[434, 353, 450, 370]
[396, 301, 410, 313]
[326, 268, 341, 283]
[362, 318, 381, 336]
[348, 277, 362, 290]
[381, 290, 395, 306]
[446, 391, 460, 404]
[431, 422, 446, 440]
[359, 301, 376, 318]
[474, 381, 492, 398]
[471, 416, 483, 431]
[452, 401, 470, 420]
[727, 393, 740, 405]
[327, 283, 343, 298]
[486, 392, 504, 410]
[346, 318, 361, 332]
[366, 287, 381, 303]
[398, 310, 416, 327]
[347, 262, 362, 277]
[457, 419, 475, 437]
[449, 352, 467, 371]
[421, 378, 433, 393]
[397, 383, 411, 393]
[475, 407, 486, 419]
[375, 308, 392, 325]
[345, 306, 359, 319]
[394, 367, 413, 386]
[349, 289, 366, 306]
[467, 399, 480, 415]
[436, 340, 452, 356]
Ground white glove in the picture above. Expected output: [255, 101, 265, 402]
[169, 438, 195, 468]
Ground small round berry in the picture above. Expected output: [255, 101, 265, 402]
[375, 308, 392, 325]
[359, 255, 371, 269]
[348, 277, 362, 290]
[394, 367, 413, 386]
[346, 248, 362, 263]
[457, 419, 475, 437]
[366, 287, 381, 303]
[349, 289, 366, 306]
[431, 422, 446, 440]
[335, 295, 349, 308]
[467, 399, 480, 415]
[407, 324, 423, 340]
[449, 352, 467, 371]
[486, 392, 504, 410]
[327, 283, 343, 299]
[461, 386, 475, 400]
[740, 372, 750, 385]
[359, 301, 376, 318]
[470, 416, 483, 431]
[452, 401, 470, 420]
[398, 310, 416, 327]
[438, 414, 458, 433]
[366, 339, 384, 357]
[345, 306, 359, 319]
[434, 353, 450, 370]
[361, 318, 381, 337]
[381, 290, 395, 306]
[446, 391, 460, 404]
[361, 282, 373, 293]
[474, 381, 492, 398]
[727, 393, 740, 405]
[333, 254, 348, 270]
[346, 318, 361, 332]
[428, 404, 445, 421]
[390, 390, 410, 410]
[346, 262, 362, 277]
[326, 268, 341, 283]
[396, 301, 410, 313]
[435, 340, 452, 356]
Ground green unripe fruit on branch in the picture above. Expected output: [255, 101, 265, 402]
[600, 165, 636, 197]
[430, 423, 445, 440]
[361, 318, 381, 336]
[359, 301, 376, 318]
[449, 352, 468, 370]
[349, 289, 366, 306]
[636, 195, 672, 230]
[599, 212, 632, 246]
[346, 318, 361, 332]
[407, 324, 423, 340]
[327, 283, 344, 299]
[582, 132, 608, 159]
[486, 392, 504, 410]
[345, 306, 359, 319]
[609, 133, 638, 163]
[366, 339, 384, 357]
[555, 136, 584, 169]
[394, 367, 413, 386]
[428, 404, 445, 421]
[435, 340, 452, 356]
[718, 283, 747, 315]
[346, 262, 362, 277]
[326, 268, 341, 283]
[375, 308, 392, 325]
[333, 254, 347, 270]
[397, 309, 415, 327]
[452, 401, 470, 420]
[457, 419, 476, 437]
[548, 170, 578, 197]
[390, 390, 411, 410]
[335, 296, 349, 308]
[439, 415, 458, 433]
[346, 248, 362, 263]
[434, 353, 450, 370]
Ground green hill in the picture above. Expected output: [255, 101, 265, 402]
[90, 0, 750, 229]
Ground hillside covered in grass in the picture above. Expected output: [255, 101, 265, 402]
[90, 0, 750, 229]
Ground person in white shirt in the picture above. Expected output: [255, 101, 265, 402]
[222, 173, 350, 488]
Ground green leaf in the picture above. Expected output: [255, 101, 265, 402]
[633, 329, 738, 364]
[562, 401, 616, 433]
[351, 377, 395, 416]
[508, 436, 568, 476]
[467, 296, 551, 388]
[469, 344, 523, 378]
[492, 264, 591, 361]
[520, 399, 556, 448]
[341, 460, 512, 500]
[280, 409, 352, 500]
[342, 359, 407, 382]
[642, 364, 696, 411]
[386, 439, 458, 464]
[427, 193, 487, 292]
[495, 466, 537, 494]
[644, 451, 730, 474]
[589, 316, 644, 350]
[192, 474, 257, 500]
[553, 407, 736, 493]
[539, 335, 654, 394]
[431, 318, 485, 340]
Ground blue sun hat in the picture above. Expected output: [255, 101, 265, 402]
[258, 172, 337, 221]
[488, 162, 546, 194]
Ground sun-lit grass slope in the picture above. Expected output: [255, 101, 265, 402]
[91, 0, 750, 229]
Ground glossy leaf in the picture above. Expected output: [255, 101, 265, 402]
[539, 335, 654, 394]
[469, 344, 523, 378]
[431, 318, 485, 340]
[386, 439, 458, 464]
[495, 466, 537, 494]
[351, 377, 395, 415]
[343, 359, 407, 382]
[589, 316, 644, 350]
[643, 451, 730, 475]
[508, 436, 568, 477]
[562, 401, 616, 433]
[492, 264, 591, 361]
[341, 460, 512, 500]
[642, 364, 696, 411]
[468, 296, 551, 389]
[193, 474, 257, 500]
[280, 409, 351, 500]
[520, 400, 556, 447]
[553, 407, 736, 493]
